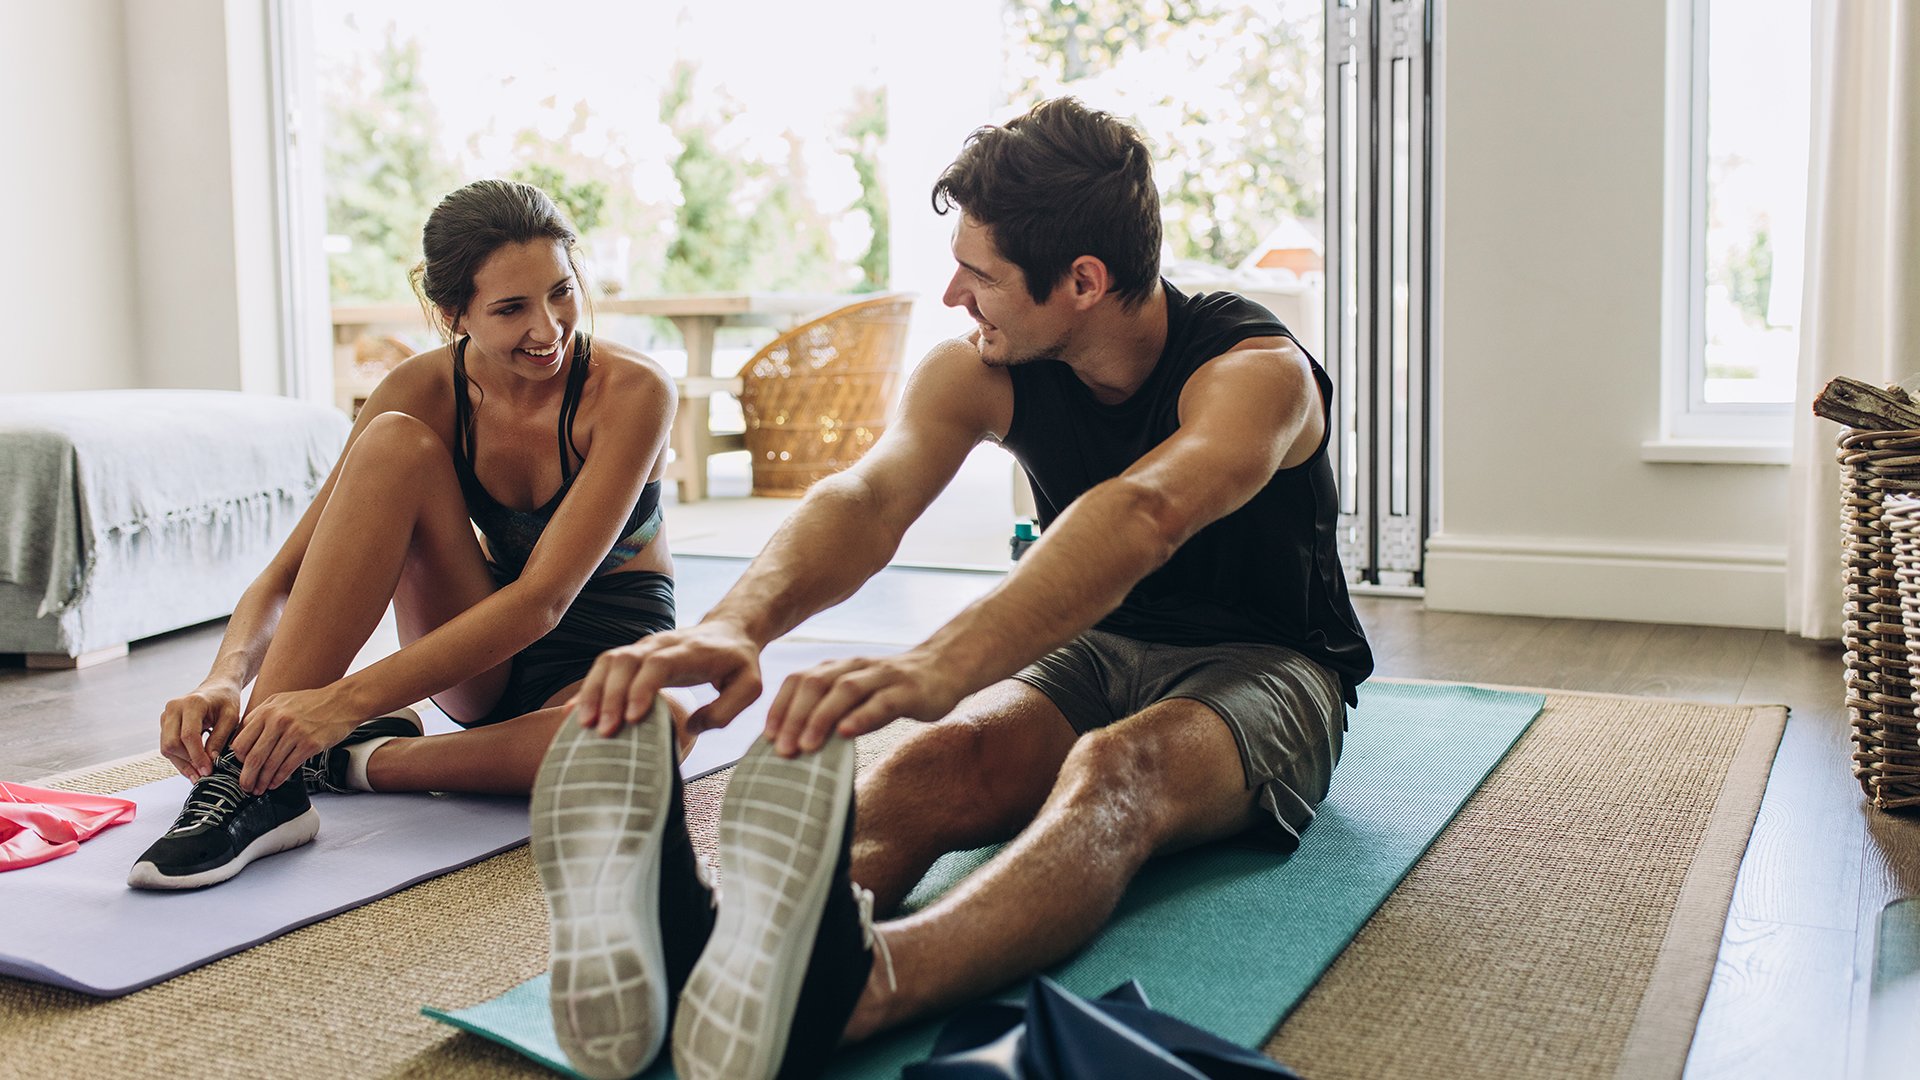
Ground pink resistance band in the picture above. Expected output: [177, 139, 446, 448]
[0, 782, 138, 871]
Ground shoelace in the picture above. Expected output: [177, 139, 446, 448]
[168, 772, 247, 834]
[852, 882, 897, 994]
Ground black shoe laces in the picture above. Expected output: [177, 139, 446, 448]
[167, 770, 248, 834]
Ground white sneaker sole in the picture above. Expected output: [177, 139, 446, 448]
[532, 699, 674, 1080]
[125, 806, 321, 890]
[673, 736, 856, 1080]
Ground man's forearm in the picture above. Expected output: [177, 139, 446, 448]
[706, 472, 903, 645]
[920, 476, 1175, 690]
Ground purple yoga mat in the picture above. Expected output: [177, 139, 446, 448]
[0, 640, 899, 998]
[0, 710, 527, 997]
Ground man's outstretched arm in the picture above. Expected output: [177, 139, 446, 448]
[574, 339, 1009, 735]
[764, 335, 1325, 755]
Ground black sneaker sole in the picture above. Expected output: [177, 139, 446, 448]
[673, 736, 856, 1080]
[125, 807, 321, 890]
[532, 698, 675, 1080]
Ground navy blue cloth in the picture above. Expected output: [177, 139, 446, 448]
[903, 978, 1300, 1080]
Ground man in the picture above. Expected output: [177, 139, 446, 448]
[530, 97, 1373, 1080]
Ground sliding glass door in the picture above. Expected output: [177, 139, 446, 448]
[1326, 0, 1433, 588]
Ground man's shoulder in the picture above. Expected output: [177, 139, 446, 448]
[898, 335, 1014, 436]
[1175, 285, 1286, 333]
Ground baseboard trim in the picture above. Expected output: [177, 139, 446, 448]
[1424, 535, 1785, 629]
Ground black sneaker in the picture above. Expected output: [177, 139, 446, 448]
[673, 736, 884, 1080]
[300, 707, 425, 794]
[126, 753, 319, 890]
[533, 697, 717, 1080]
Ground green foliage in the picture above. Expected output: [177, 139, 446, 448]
[1003, 0, 1322, 268]
[322, 29, 460, 304]
[842, 89, 890, 292]
[1721, 225, 1776, 328]
[507, 160, 609, 234]
[322, 25, 891, 309]
[483, 100, 669, 297]
[657, 61, 866, 294]
[1007, 0, 1208, 82]
[659, 62, 754, 293]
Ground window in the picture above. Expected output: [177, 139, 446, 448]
[1660, 0, 1811, 450]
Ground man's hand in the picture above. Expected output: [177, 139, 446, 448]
[763, 648, 966, 757]
[573, 621, 765, 738]
[229, 686, 367, 794]
[159, 682, 244, 779]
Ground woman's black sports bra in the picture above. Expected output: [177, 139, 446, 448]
[451, 332, 661, 580]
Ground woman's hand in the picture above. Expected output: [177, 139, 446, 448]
[573, 620, 765, 738]
[228, 686, 368, 795]
[159, 682, 245, 779]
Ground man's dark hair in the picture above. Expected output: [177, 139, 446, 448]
[931, 98, 1161, 310]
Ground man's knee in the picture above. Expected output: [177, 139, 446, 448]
[1054, 712, 1253, 853]
[865, 721, 1028, 835]
[1052, 728, 1170, 849]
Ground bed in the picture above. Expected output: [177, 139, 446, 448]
[0, 391, 350, 667]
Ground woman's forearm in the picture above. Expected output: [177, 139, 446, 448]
[204, 571, 294, 690]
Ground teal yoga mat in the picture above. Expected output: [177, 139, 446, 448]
[425, 681, 1545, 1078]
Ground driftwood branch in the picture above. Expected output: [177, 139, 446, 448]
[1813, 376, 1920, 431]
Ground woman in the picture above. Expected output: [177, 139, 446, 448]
[131, 179, 680, 889]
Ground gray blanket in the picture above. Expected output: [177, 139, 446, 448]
[0, 391, 350, 618]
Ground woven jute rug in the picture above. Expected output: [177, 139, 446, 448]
[0, 686, 1784, 1080]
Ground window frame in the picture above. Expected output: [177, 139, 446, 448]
[1655, 0, 1795, 452]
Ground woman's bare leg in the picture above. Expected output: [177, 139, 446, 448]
[365, 684, 694, 795]
[248, 412, 507, 713]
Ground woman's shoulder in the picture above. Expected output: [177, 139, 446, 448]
[585, 336, 674, 400]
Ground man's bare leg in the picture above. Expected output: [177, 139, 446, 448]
[850, 680, 1080, 913]
[843, 697, 1260, 1041]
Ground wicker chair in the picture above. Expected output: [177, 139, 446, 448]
[738, 293, 914, 497]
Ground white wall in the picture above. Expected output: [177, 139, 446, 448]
[0, 1, 141, 391]
[1423, 0, 1790, 629]
[124, 0, 286, 394]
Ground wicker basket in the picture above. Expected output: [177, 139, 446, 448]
[739, 293, 914, 497]
[1886, 496, 1920, 809]
[1840, 430, 1920, 809]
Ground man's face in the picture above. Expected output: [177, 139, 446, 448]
[941, 216, 1069, 367]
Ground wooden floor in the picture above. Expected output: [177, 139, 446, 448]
[2, 557, 1912, 1078]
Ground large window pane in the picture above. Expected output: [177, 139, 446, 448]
[999, 0, 1326, 358]
[1700, 0, 1810, 406]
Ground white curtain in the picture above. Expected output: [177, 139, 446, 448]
[1786, 0, 1920, 640]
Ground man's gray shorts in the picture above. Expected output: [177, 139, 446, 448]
[1011, 628, 1346, 851]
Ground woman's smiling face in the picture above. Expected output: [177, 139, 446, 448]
[454, 238, 580, 379]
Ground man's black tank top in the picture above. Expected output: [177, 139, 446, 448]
[998, 281, 1373, 705]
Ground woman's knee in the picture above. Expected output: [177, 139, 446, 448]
[348, 411, 451, 474]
